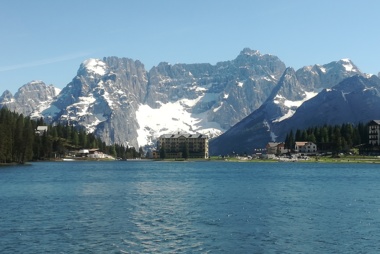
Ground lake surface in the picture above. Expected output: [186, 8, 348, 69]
[1, 161, 380, 253]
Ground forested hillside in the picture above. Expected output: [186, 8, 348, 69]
[284, 123, 369, 153]
[0, 107, 139, 164]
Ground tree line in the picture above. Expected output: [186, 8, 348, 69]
[0, 107, 141, 164]
[284, 122, 369, 153]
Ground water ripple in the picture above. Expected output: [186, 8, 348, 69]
[1, 161, 380, 253]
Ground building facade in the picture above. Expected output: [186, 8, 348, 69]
[157, 133, 209, 159]
[368, 120, 380, 146]
[36, 126, 48, 136]
[298, 142, 317, 154]
[266, 142, 288, 155]
[294, 141, 318, 153]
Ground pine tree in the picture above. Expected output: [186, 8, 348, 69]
[295, 129, 301, 141]
[182, 142, 189, 159]
[72, 130, 79, 147]
[160, 145, 166, 159]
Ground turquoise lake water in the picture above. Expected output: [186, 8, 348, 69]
[1, 161, 380, 253]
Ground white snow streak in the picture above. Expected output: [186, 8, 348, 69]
[340, 58, 355, 72]
[273, 91, 318, 122]
[82, 59, 107, 76]
[54, 87, 61, 96]
[319, 66, 327, 73]
[136, 96, 224, 146]
[72, 96, 96, 117]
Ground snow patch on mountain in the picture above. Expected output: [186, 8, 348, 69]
[54, 87, 62, 95]
[29, 86, 62, 119]
[87, 114, 107, 133]
[213, 102, 223, 112]
[273, 91, 318, 122]
[2, 97, 15, 104]
[136, 96, 224, 146]
[340, 58, 356, 72]
[71, 96, 96, 117]
[274, 109, 296, 123]
[30, 101, 56, 119]
[41, 105, 61, 119]
[263, 120, 277, 142]
[82, 59, 107, 76]
[318, 65, 327, 73]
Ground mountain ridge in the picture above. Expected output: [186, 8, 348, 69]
[0, 48, 376, 152]
[210, 75, 380, 155]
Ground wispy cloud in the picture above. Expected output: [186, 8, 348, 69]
[0, 52, 92, 72]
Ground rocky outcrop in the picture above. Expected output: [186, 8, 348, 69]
[0, 80, 60, 117]
[210, 75, 380, 155]
[0, 49, 375, 151]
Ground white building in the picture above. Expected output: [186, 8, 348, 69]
[296, 141, 317, 153]
[36, 126, 48, 136]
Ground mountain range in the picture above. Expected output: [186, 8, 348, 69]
[1, 48, 379, 155]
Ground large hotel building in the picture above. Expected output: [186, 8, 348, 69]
[156, 133, 209, 159]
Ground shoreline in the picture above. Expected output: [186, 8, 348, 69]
[1, 156, 380, 166]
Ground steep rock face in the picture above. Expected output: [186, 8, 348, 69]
[210, 75, 380, 156]
[296, 59, 361, 90]
[278, 75, 380, 129]
[45, 57, 148, 147]
[134, 48, 286, 146]
[0, 81, 60, 117]
[1, 49, 375, 151]
[0, 49, 287, 148]
[209, 60, 366, 156]
[144, 48, 286, 131]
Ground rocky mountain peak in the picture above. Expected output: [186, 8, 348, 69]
[234, 48, 285, 78]
[78, 58, 108, 77]
[0, 90, 14, 103]
[337, 58, 359, 73]
[0, 80, 60, 117]
[0, 48, 373, 152]
[239, 48, 261, 56]
[268, 67, 306, 102]
[333, 75, 380, 93]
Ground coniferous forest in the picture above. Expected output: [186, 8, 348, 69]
[284, 123, 369, 153]
[0, 107, 140, 164]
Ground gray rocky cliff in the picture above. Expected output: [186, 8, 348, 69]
[145, 48, 286, 130]
[46, 57, 148, 147]
[0, 81, 59, 117]
[1, 49, 375, 152]
[210, 61, 367, 156]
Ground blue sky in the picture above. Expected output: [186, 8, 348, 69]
[1, 0, 379, 94]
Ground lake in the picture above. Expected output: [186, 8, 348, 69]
[1, 161, 380, 253]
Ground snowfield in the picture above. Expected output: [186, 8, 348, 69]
[136, 98, 224, 147]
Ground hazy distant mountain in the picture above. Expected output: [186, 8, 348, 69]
[0, 49, 376, 152]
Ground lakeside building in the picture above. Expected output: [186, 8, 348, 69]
[359, 120, 380, 155]
[266, 142, 288, 155]
[368, 120, 380, 145]
[294, 141, 317, 153]
[157, 133, 209, 159]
